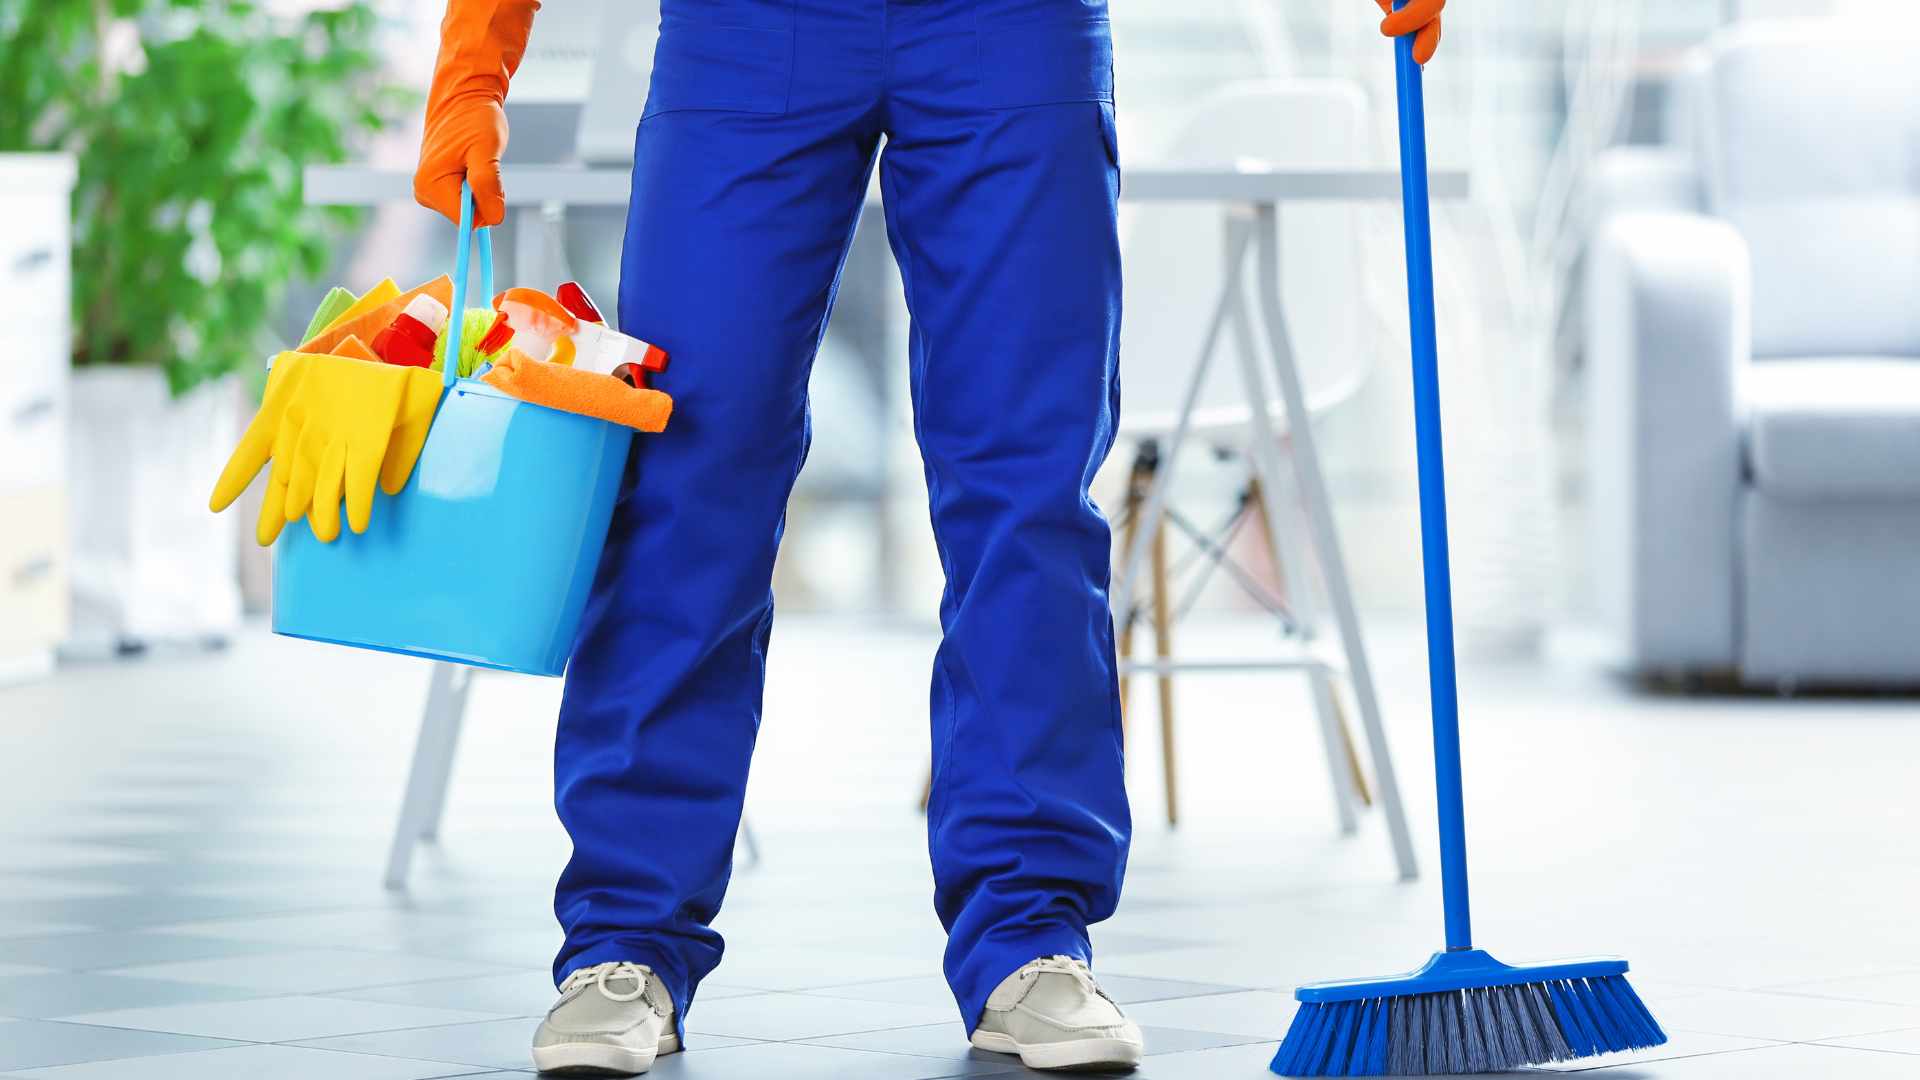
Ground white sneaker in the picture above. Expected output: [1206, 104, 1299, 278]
[971, 955, 1145, 1071]
[531, 961, 679, 1076]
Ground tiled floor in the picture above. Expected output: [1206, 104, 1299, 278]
[2, 617, 1918, 1077]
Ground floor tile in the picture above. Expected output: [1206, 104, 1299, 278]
[691, 948, 930, 993]
[796, 977, 958, 1009]
[291, 1018, 542, 1072]
[804, 1021, 1260, 1060]
[8, 1042, 484, 1079]
[10, 621, 1920, 1076]
[0, 881, 131, 903]
[403, 929, 565, 970]
[99, 948, 518, 994]
[645, 1040, 1018, 1079]
[1527, 1030, 1784, 1072]
[1127, 1040, 1281, 1078]
[61, 994, 506, 1042]
[0, 931, 287, 972]
[325, 971, 556, 1016]
[1812, 1026, 1920, 1054]
[0, 894, 319, 931]
[155, 909, 522, 950]
[0, 1020, 236, 1071]
[1652, 988, 1920, 1042]
[1123, 990, 1297, 1039]
[1091, 973, 1253, 1004]
[0, 974, 256, 1020]
[1768, 969, 1920, 1006]
[0, 926, 90, 943]
[686, 991, 955, 1042]
[1557, 1041, 1920, 1076]
[800, 971, 1245, 1012]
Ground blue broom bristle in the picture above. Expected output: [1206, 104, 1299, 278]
[1271, 975, 1665, 1076]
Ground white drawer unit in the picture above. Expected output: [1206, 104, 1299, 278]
[0, 330, 63, 495]
[0, 153, 74, 683]
[0, 208, 70, 338]
[0, 487, 70, 668]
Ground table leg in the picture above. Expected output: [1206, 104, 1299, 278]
[1251, 204, 1419, 881]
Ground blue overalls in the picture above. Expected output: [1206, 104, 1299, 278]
[551, 0, 1130, 1036]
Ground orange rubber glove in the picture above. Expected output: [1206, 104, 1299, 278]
[414, 0, 541, 227]
[1375, 0, 1444, 65]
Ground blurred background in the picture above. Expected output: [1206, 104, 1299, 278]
[3, 2, 1919, 1077]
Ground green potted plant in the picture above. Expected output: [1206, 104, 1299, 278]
[0, 0, 403, 651]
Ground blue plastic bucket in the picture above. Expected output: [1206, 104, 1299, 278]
[273, 378, 631, 675]
[272, 189, 631, 676]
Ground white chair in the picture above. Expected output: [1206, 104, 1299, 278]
[1109, 79, 1415, 876]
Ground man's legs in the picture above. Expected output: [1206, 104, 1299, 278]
[878, 3, 1131, 1032]
[552, 6, 883, 1028]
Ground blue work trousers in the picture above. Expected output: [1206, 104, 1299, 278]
[552, 0, 1130, 1035]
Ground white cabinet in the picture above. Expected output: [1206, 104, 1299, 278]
[0, 154, 74, 683]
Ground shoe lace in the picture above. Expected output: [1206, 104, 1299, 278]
[1018, 955, 1113, 1003]
[560, 961, 653, 1005]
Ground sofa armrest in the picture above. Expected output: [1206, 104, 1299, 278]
[1586, 212, 1751, 674]
[1590, 146, 1704, 220]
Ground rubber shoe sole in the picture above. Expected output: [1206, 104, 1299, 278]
[970, 1028, 1141, 1071]
[532, 1030, 678, 1076]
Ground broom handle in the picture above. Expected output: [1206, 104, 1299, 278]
[1391, 3, 1473, 953]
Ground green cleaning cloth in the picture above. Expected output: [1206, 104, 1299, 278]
[301, 286, 359, 345]
[433, 307, 504, 379]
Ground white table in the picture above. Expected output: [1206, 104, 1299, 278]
[308, 163, 1467, 887]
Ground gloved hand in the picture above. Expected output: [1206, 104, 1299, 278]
[1375, 0, 1444, 65]
[413, 0, 542, 227]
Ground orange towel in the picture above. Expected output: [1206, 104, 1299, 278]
[300, 276, 453, 357]
[331, 335, 380, 364]
[481, 348, 672, 433]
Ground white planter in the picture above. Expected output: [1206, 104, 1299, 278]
[67, 367, 242, 653]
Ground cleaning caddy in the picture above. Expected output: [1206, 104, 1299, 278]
[1270, 7, 1666, 1075]
[210, 185, 672, 676]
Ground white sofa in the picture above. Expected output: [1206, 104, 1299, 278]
[1587, 20, 1920, 686]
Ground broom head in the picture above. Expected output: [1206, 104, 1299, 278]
[1270, 949, 1666, 1076]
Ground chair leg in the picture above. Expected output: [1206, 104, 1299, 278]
[1331, 685, 1374, 808]
[385, 662, 471, 890]
[736, 817, 763, 866]
[1150, 516, 1179, 827]
[1308, 665, 1361, 835]
[1117, 443, 1156, 744]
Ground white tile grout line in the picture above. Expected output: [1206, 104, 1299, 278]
[1523, 1036, 1920, 1073]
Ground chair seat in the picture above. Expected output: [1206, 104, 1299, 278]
[1745, 358, 1920, 499]
[1117, 371, 1367, 442]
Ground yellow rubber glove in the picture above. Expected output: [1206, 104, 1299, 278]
[210, 351, 316, 546]
[380, 367, 448, 497]
[279, 357, 445, 543]
[210, 353, 444, 545]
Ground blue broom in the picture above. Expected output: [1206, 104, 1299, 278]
[1270, 9, 1667, 1076]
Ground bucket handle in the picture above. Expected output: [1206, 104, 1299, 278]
[444, 180, 495, 390]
